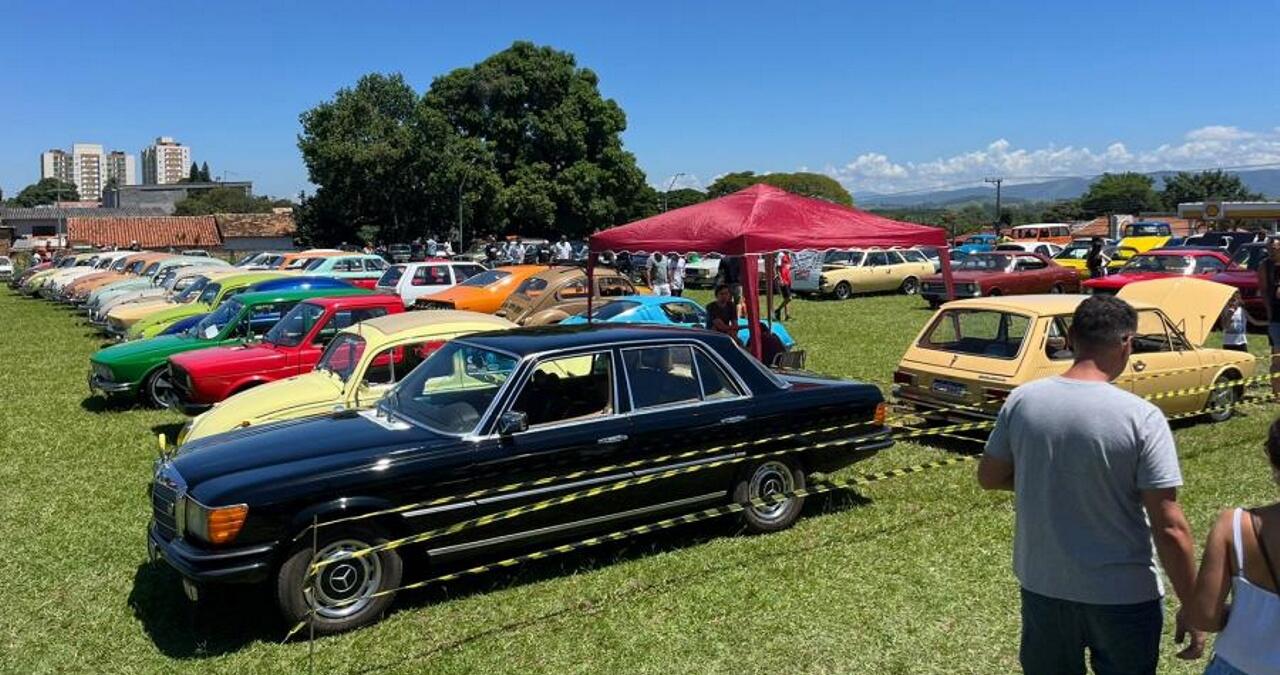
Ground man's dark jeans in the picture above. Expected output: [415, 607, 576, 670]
[1020, 588, 1163, 675]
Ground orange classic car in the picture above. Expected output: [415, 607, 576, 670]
[412, 264, 547, 313]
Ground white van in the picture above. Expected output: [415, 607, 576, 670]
[375, 260, 488, 307]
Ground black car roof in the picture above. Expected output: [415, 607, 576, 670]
[461, 324, 730, 357]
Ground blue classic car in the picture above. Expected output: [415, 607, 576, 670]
[956, 233, 998, 255]
[560, 295, 795, 348]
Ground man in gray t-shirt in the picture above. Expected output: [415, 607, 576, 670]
[979, 295, 1204, 673]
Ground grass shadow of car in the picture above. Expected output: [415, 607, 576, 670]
[80, 395, 139, 413]
[126, 487, 875, 660]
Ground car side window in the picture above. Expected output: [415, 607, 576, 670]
[362, 338, 444, 386]
[509, 352, 614, 427]
[623, 346, 702, 409]
[314, 307, 389, 346]
[1131, 310, 1176, 354]
[245, 302, 292, 338]
[660, 302, 703, 325]
[456, 265, 485, 281]
[597, 277, 635, 297]
[867, 251, 889, 267]
[413, 265, 450, 286]
[695, 349, 743, 400]
[886, 251, 905, 264]
[558, 278, 589, 300]
[1045, 317, 1073, 360]
[1016, 256, 1047, 271]
[1194, 257, 1225, 274]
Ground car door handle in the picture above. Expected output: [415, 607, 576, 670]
[1133, 361, 1147, 372]
[720, 415, 747, 425]
[598, 434, 628, 445]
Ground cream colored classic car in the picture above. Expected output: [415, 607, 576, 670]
[892, 277, 1255, 422]
[806, 249, 935, 299]
[177, 310, 515, 444]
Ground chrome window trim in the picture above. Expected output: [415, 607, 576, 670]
[499, 348, 620, 434]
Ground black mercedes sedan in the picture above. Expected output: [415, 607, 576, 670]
[148, 325, 890, 634]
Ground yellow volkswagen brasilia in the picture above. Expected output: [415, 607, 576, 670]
[891, 277, 1255, 423]
[177, 310, 516, 444]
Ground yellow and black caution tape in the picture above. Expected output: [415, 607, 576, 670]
[313, 419, 883, 532]
[306, 430, 893, 574]
[284, 453, 978, 639]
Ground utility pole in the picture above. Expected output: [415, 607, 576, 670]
[984, 177, 1004, 235]
[661, 172, 686, 212]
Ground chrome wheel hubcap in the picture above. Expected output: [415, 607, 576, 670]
[748, 461, 795, 523]
[149, 372, 173, 407]
[309, 539, 382, 619]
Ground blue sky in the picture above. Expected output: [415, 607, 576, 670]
[3, 0, 1278, 199]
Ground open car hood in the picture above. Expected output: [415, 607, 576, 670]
[1116, 277, 1234, 347]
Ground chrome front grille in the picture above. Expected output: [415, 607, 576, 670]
[922, 282, 946, 294]
[151, 465, 186, 542]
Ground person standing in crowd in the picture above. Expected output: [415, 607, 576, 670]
[775, 251, 793, 321]
[1259, 237, 1280, 395]
[1221, 293, 1249, 353]
[719, 255, 744, 306]
[705, 284, 738, 339]
[668, 253, 687, 297]
[509, 239, 526, 265]
[1087, 236, 1107, 279]
[441, 239, 453, 257]
[553, 236, 574, 262]
[978, 295, 1204, 673]
[426, 234, 438, 258]
[483, 236, 499, 267]
[647, 251, 671, 295]
[1186, 418, 1280, 675]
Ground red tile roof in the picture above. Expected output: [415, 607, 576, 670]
[66, 216, 221, 248]
[213, 212, 296, 238]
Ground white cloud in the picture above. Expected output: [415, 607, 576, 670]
[824, 125, 1280, 195]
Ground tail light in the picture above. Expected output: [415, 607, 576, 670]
[893, 370, 916, 386]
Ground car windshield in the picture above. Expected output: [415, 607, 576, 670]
[316, 333, 367, 382]
[188, 299, 242, 339]
[920, 309, 1030, 359]
[955, 254, 1012, 271]
[197, 282, 223, 304]
[377, 266, 404, 287]
[588, 300, 640, 320]
[287, 257, 317, 270]
[460, 269, 511, 287]
[1056, 243, 1092, 260]
[514, 276, 549, 298]
[1126, 223, 1170, 237]
[264, 301, 325, 347]
[303, 258, 328, 271]
[258, 254, 284, 268]
[386, 342, 519, 435]
[175, 277, 209, 302]
[1122, 254, 1193, 274]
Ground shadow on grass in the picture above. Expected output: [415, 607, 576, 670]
[80, 395, 138, 413]
[345, 494, 972, 675]
[126, 486, 876, 661]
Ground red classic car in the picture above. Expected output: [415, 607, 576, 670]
[920, 251, 1080, 307]
[1211, 243, 1267, 325]
[166, 294, 405, 413]
[1082, 249, 1232, 296]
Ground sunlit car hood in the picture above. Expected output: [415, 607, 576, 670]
[183, 372, 346, 443]
[1116, 277, 1234, 347]
[170, 342, 288, 374]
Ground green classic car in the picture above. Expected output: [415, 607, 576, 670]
[90, 287, 369, 407]
[120, 271, 287, 340]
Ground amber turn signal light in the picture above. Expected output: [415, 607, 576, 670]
[874, 402, 887, 426]
[206, 504, 249, 545]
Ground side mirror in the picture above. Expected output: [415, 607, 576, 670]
[497, 410, 528, 436]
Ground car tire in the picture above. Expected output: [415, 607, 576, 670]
[734, 457, 805, 534]
[900, 277, 919, 295]
[834, 282, 852, 300]
[927, 298, 941, 309]
[275, 525, 403, 636]
[988, 288, 1002, 296]
[1205, 373, 1241, 423]
[1049, 284, 1064, 294]
[142, 367, 174, 409]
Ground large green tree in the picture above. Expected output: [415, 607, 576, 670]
[297, 42, 651, 246]
[1079, 172, 1163, 217]
[662, 187, 708, 211]
[1159, 170, 1260, 210]
[705, 171, 853, 206]
[173, 187, 277, 215]
[11, 178, 79, 207]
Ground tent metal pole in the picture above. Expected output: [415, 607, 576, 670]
[939, 245, 955, 301]
[586, 252, 596, 324]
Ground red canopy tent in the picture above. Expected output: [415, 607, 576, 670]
[588, 184, 955, 359]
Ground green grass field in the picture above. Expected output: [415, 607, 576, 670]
[2, 287, 1275, 674]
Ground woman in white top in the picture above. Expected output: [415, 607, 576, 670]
[1189, 419, 1280, 675]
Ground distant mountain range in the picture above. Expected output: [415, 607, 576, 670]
[856, 168, 1280, 208]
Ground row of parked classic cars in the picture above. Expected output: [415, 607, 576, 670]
[12, 246, 850, 634]
[12, 239, 1258, 636]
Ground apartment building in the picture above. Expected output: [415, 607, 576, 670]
[140, 136, 191, 185]
[40, 144, 136, 201]
[106, 151, 137, 187]
[40, 149, 74, 184]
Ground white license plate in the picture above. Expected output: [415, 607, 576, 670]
[931, 379, 968, 397]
